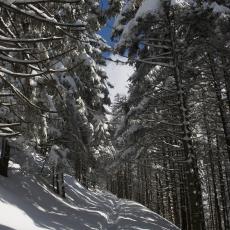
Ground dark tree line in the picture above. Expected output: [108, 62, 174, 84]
[107, 1, 230, 230]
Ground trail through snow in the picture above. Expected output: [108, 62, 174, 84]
[0, 163, 179, 230]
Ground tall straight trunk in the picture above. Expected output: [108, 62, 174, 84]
[169, 161, 180, 226]
[168, 12, 205, 230]
[117, 171, 123, 198]
[0, 138, 10, 177]
[221, 56, 230, 111]
[209, 57, 230, 220]
[60, 173, 65, 198]
[209, 55, 230, 162]
[148, 165, 153, 210]
[216, 135, 230, 229]
[127, 162, 132, 199]
[179, 166, 189, 230]
[140, 164, 145, 205]
[144, 161, 150, 208]
[158, 174, 165, 217]
[56, 173, 59, 194]
[52, 167, 55, 191]
[162, 142, 173, 221]
[203, 104, 222, 230]
[124, 163, 129, 199]
[106, 176, 110, 191]
[136, 164, 141, 203]
[165, 168, 172, 221]
[206, 171, 215, 230]
[168, 143, 180, 226]
[155, 174, 161, 214]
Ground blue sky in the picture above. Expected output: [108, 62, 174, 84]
[100, 0, 109, 9]
[99, 19, 114, 46]
[98, 0, 135, 101]
[99, 0, 114, 46]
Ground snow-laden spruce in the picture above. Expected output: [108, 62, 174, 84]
[109, 0, 230, 230]
[0, 0, 113, 191]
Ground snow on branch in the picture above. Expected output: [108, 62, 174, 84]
[12, 0, 81, 3]
[0, 35, 63, 43]
[0, 2, 86, 29]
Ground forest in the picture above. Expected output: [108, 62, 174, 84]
[0, 1, 230, 230]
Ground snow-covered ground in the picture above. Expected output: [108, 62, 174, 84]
[0, 162, 179, 230]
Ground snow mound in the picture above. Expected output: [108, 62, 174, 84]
[0, 164, 179, 230]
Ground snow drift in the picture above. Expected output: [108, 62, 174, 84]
[0, 162, 179, 230]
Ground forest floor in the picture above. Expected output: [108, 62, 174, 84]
[0, 161, 179, 230]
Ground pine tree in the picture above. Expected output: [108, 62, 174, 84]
[0, 1, 112, 191]
[108, 1, 230, 229]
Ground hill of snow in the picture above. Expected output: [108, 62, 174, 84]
[0, 162, 179, 230]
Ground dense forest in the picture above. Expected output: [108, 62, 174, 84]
[0, 1, 230, 230]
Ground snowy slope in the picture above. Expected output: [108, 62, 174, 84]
[0, 163, 179, 230]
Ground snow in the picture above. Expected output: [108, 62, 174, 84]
[135, 0, 161, 19]
[2, 0, 39, 3]
[116, 0, 162, 48]
[209, 2, 230, 14]
[113, 0, 135, 32]
[115, 0, 197, 49]
[171, 0, 195, 7]
[49, 145, 68, 166]
[127, 97, 150, 117]
[0, 0, 15, 4]
[0, 162, 180, 230]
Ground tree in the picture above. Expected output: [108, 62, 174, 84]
[108, 1, 230, 229]
[0, 1, 112, 194]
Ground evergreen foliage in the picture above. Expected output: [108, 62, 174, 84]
[107, 1, 230, 230]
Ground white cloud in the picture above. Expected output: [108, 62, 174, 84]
[104, 55, 135, 102]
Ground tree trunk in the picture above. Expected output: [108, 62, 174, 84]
[179, 167, 189, 230]
[60, 172, 65, 198]
[162, 142, 173, 221]
[0, 139, 10, 177]
[209, 55, 230, 162]
[206, 171, 215, 230]
[221, 56, 230, 111]
[216, 135, 230, 229]
[169, 161, 180, 226]
[203, 103, 222, 230]
[168, 15, 205, 230]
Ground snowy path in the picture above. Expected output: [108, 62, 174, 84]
[0, 166, 179, 230]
